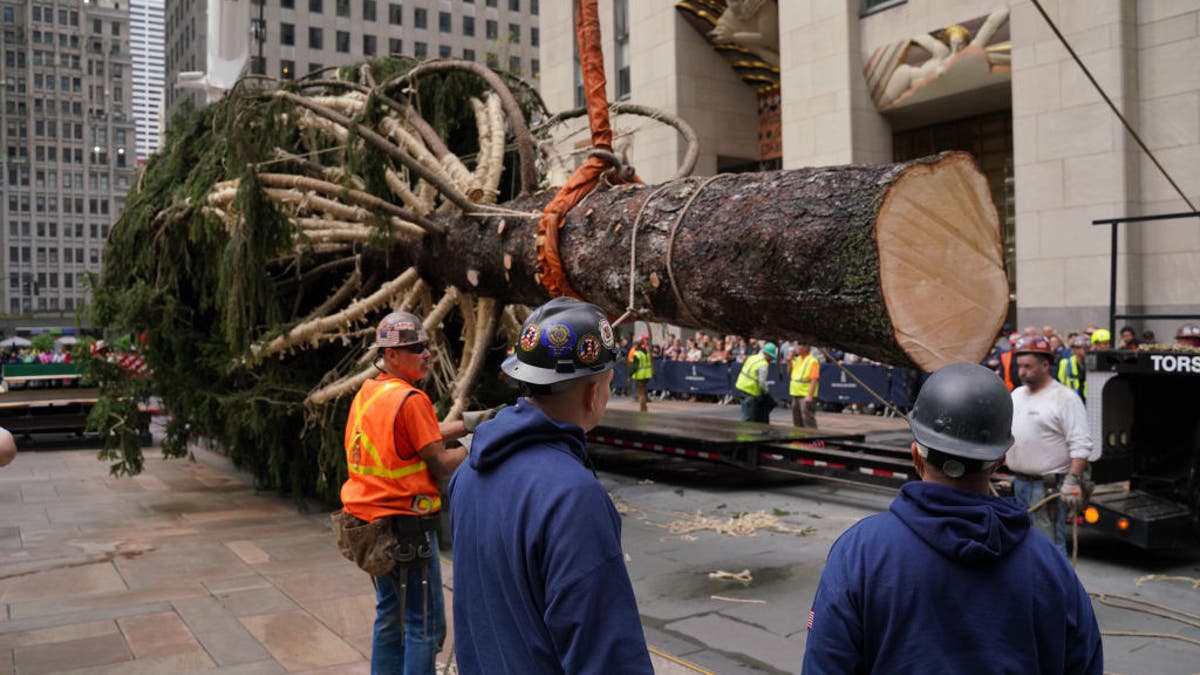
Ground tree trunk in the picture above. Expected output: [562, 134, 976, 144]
[418, 151, 1007, 371]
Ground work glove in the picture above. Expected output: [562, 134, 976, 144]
[1060, 473, 1084, 514]
[463, 404, 507, 432]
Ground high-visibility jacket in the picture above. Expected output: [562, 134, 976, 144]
[1000, 351, 1018, 392]
[631, 348, 653, 380]
[1057, 355, 1086, 399]
[340, 376, 441, 522]
[736, 353, 770, 397]
[790, 354, 820, 398]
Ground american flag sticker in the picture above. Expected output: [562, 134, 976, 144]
[807, 608, 815, 630]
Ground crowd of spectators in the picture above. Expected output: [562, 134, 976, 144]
[1, 346, 72, 365]
[984, 322, 1156, 374]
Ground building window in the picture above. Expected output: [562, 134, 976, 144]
[438, 11, 451, 33]
[281, 0, 294, 8]
[414, 41, 427, 57]
[463, 16, 474, 37]
[280, 22, 294, 46]
[280, 59, 295, 79]
[439, 44, 451, 57]
[363, 0, 376, 22]
[388, 3, 402, 25]
[249, 55, 266, 74]
[309, 62, 324, 74]
[860, 0, 906, 16]
[389, 38, 402, 55]
[531, 27, 539, 47]
[485, 20, 497, 40]
[336, 30, 349, 52]
[363, 34, 376, 56]
[486, 0, 497, 7]
[309, 0, 322, 13]
[531, 0, 538, 15]
[486, 52, 498, 69]
[463, 48, 475, 61]
[414, 8, 426, 29]
[509, 56, 521, 75]
[509, 0, 519, 9]
[614, 0, 630, 99]
[531, 58, 539, 78]
[508, 23, 519, 44]
[336, 0, 350, 18]
[309, 27, 323, 49]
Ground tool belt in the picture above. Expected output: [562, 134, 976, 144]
[331, 510, 439, 577]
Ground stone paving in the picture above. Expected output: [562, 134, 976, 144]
[0, 444, 705, 674]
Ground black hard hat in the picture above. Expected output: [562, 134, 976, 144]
[502, 297, 617, 388]
[909, 362, 1014, 463]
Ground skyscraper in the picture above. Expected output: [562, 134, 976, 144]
[0, 0, 137, 319]
[129, 0, 164, 160]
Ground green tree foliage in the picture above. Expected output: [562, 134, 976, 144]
[89, 58, 542, 502]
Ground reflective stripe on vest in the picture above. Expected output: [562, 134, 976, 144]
[1001, 351, 1017, 391]
[347, 381, 431, 480]
[632, 350, 653, 380]
[736, 353, 769, 397]
[789, 354, 820, 398]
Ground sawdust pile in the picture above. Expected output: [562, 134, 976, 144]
[662, 510, 815, 537]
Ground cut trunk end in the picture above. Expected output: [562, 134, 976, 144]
[876, 151, 1008, 372]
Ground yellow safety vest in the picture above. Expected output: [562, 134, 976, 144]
[736, 353, 769, 397]
[631, 349, 653, 380]
[1057, 355, 1086, 399]
[789, 354, 820, 398]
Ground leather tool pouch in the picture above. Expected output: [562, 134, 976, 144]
[331, 510, 397, 577]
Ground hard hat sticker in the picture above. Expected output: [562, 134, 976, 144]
[519, 323, 540, 352]
[599, 319, 614, 348]
[577, 335, 601, 364]
[542, 322, 577, 357]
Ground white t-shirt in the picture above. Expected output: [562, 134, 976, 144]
[1007, 379, 1093, 476]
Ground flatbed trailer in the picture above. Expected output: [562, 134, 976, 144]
[0, 364, 96, 434]
[587, 408, 914, 489]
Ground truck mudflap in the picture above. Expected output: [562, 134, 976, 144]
[1083, 489, 1196, 549]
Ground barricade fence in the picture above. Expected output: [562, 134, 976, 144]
[612, 359, 921, 409]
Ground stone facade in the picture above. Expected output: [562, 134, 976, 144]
[540, 0, 1200, 342]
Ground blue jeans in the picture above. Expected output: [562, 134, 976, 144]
[371, 531, 445, 675]
[1013, 476, 1067, 556]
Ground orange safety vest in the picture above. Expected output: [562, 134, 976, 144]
[340, 376, 441, 522]
[1000, 351, 1018, 392]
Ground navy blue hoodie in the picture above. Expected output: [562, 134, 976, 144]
[803, 481, 1102, 674]
[449, 399, 653, 675]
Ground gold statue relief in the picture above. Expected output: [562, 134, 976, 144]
[708, 0, 780, 68]
[865, 8, 1011, 111]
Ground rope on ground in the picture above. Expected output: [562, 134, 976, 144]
[665, 174, 731, 328]
[1090, 592, 1200, 629]
[1136, 574, 1200, 589]
[1100, 630, 1200, 648]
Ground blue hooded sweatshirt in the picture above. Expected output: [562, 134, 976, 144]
[803, 481, 1102, 674]
[448, 399, 653, 675]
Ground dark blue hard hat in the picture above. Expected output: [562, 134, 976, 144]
[502, 297, 617, 388]
[909, 362, 1014, 462]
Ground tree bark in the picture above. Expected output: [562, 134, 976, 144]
[417, 151, 1008, 371]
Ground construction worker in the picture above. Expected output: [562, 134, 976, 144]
[803, 363, 1103, 674]
[449, 298, 653, 675]
[1006, 335, 1093, 556]
[736, 341, 778, 423]
[0, 426, 15, 467]
[1057, 333, 1089, 400]
[789, 344, 820, 428]
[338, 311, 489, 675]
[629, 334, 653, 412]
[1176, 323, 1200, 348]
[1089, 327, 1112, 350]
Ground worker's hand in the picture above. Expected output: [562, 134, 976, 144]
[463, 405, 507, 433]
[1060, 473, 1084, 514]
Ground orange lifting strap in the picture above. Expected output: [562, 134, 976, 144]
[535, 0, 641, 300]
